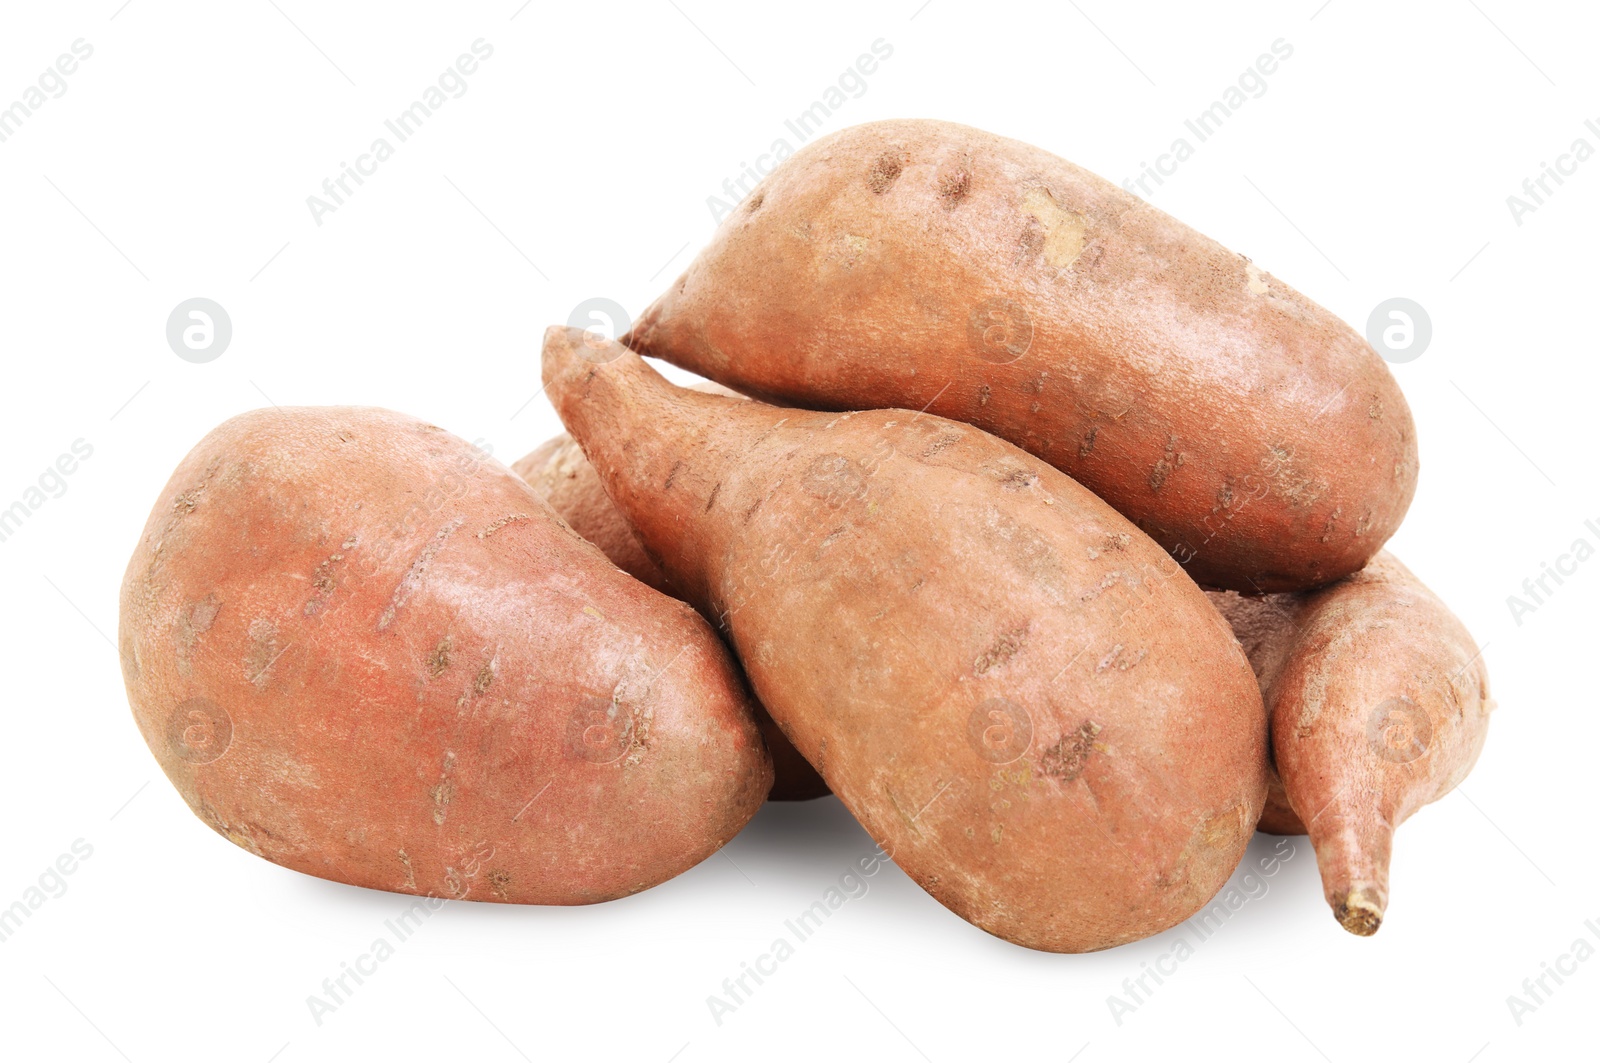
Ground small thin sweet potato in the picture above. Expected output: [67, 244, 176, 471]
[1210, 552, 1492, 934]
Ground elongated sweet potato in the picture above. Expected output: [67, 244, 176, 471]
[627, 119, 1417, 592]
[513, 423, 830, 802]
[544, 327, 1268, 952]
[1210, 552, 1492, 934]
[119, 407, 771, 904]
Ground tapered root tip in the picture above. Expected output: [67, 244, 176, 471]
[1332, 888, 1385, 937]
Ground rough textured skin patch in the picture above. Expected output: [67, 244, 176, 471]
[477, 513, 530, 539]
[244, 618, 281, 689]
[428, 635, 453, 676]
[1246, 261, 1270, 295]
[1149, 437, 1185, 492]
[974, 624, 1029, 675]
[175, 595, 220, 677]
[1021, 186, 1088, 269]
[378, 520, 461, 631]
[938, 163, 972, 206]
[867, 151, 903, 194]
[1039, 721, 1102, 782]
[304, 553, 346, 616]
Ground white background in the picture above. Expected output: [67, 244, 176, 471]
[1, 1, 1595, 1060]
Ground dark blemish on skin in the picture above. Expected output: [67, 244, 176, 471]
[304, 554, 345, 616]
[922, 433, 963, 459]
[488, 869, 511, 900]
[1149, 437, 1185, 492]
[747, 192, 764, 212]
[473, 662, 495, 697]
[1040, 721, 1102, 782]
[939, 167, 971, 206]
[999, 468, 1038, 490]
[974, 623, 1029, 675]
[1079, 425, 1098, 458]
[429, 636, 453, 676]
[1320, 508, 1342, 543]
[705, 481, 722, 512]
[1102, 533, 1130, 552]
[664, 460, 684, 490]
[867, 152, 903, 194]
[978, 384, 991, 407]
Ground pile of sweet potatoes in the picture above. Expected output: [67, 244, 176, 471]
[119, 120, 1489, 951]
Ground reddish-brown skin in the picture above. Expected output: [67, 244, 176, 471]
[544, 327, 1268, 953]
[119, 407, 771, 904]
[513, 429, 831, 802]
[514, 434, 669, 592]
[1210, 552, 1492, 935]
[627, 119, 1417, 592]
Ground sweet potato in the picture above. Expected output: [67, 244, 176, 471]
[511, 382, 749, 594]
[118, 407, 771, 904]
[627, 118, 1417, 592]
[544, 327, 1268, 952]
[1210, 552, 1492, 934]
[514, 433, 669, 592]
[513, 424, 830, 802]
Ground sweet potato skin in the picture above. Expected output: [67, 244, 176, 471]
[628, 119, 1417, 592]
[544, 328, 1268, 952]
[513, 429, 830, 802]
[119, 407, 771, 904]
[514, 434, 670, 592]
[1210, 552, 1492, 933]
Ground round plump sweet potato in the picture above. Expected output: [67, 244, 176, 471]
[544, 327, 1268, 953]
[627, 119, 1417, 592]
[119, 407, 771, 904]
[513, 428, 830, 802]
[1210, 552, 1492, 934]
